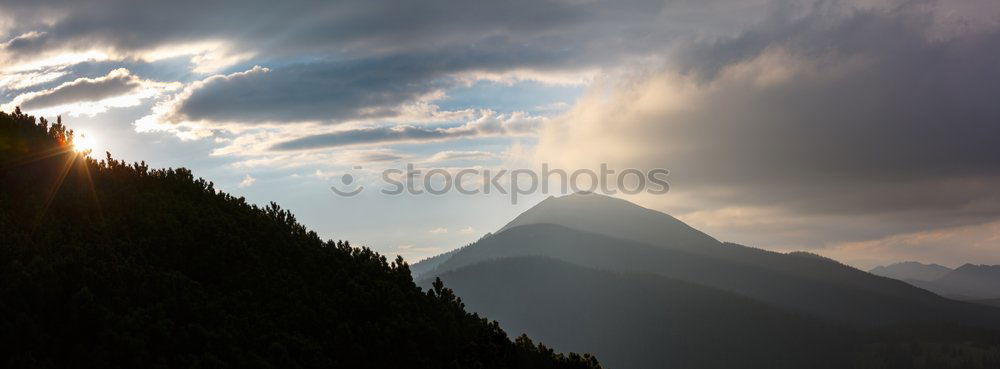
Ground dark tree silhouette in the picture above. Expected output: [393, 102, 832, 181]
[0, 109, 601, 369]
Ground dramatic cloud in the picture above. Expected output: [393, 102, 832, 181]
[144, 36, 609, 129]
[1, 68, 178, 115]
[0, 68, 66, 90]
[3, 0, 999, 265]
[154, 62, 452, 125]
[272, 111, 543, 150]
[8, 68, 140, 109]
[536, 2, 1000, 255]
[0, 0, 688, 67]
[1, 0, 761, 129]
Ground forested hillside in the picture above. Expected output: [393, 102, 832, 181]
[0, 109, 601, 369]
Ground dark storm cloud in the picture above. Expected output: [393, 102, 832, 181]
[540, 1, 1000, 242]
[164, 63, 444, 124]
[11, 68, 142, 109]
[0, 0, 671, 62]
[668, 5, 1000, 199]
[2, 0, 768, 125]
[162, 43, 579, 124]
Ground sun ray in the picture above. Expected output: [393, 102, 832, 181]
[76, 153, 106, 230]
[32, 150, 78, 233]
[0, 145, 73, 170]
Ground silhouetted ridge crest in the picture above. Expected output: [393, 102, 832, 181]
[0, 110, 602, 369]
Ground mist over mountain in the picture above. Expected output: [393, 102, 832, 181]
[414, 192, 1000, 369]
[871, 262, 1000, 301]
[935, 265, 1000, 299]
[870, 262, 954, 282]
[900, 265, 1000, 301]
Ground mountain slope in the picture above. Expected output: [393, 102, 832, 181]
[417, 195, 1000, 328]
[935, 264, 1000, 298]
[974, 299, 1000, 308]
[493, 194, 961, 300]
[0, 110, 600, 369]
[424, 256, 858, 369]
[411, 193, 1000, 368]
[870, 262, 953, 281]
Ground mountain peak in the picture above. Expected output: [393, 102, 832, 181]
[532, 191, 640, 209]
[952, 263, 1000, 274]
[498, 193, 720, 252]
[869, 261, 952, 282]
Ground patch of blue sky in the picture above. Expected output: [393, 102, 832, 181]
[390, 136, 534, 163]
[435, 80, 582, 115]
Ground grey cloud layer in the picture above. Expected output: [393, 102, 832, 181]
[163, 62, 444, 124]
[273, 112, 541, 150]
[0, 0, 674, 63]
[160, 43, 577, 125]
[538, 1, 1000, 245]
[2, 0, 761, 125]
[11, 68, 141, 109]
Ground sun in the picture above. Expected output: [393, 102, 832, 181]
[73, 131, 97, 154]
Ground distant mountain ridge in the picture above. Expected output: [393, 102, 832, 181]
[870, 262, 953, 281]
[416, 193, 999, 327]
[923, 264, 1000, 300]
[871, 262, 1000, 301]
[413, 192, 1000, 368]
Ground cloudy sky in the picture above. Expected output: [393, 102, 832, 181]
[3, 0, 999, 268]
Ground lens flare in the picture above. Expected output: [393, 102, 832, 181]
[74, 131, 97, 154]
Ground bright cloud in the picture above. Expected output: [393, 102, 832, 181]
[238, 174, 256, 188]
[2, 68, 180, 116]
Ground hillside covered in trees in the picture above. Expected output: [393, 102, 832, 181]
[0, 109, 601, 369]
